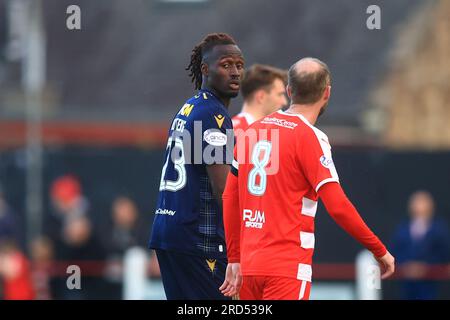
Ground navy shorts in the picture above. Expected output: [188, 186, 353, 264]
[155, 249, 230, 300]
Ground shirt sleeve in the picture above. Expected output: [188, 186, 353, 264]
[230, 144, 239, 177]
[222, 171, 241, 263]
[318, 182, 387, 258]
[298, 127, 339, 192]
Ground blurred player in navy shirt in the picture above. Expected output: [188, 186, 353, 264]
[150, 33, 245, 299]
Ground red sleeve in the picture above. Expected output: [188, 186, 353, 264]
[222, 172, 241, 263]
[318, 182, 387, 258]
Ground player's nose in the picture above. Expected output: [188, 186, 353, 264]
[229, 65, 240, 77]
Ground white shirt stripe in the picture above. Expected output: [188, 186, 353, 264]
[301, 197, 318, 217]
[300, 232, 315, 249]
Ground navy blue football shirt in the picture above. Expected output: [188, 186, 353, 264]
[150, 89, 234, 259]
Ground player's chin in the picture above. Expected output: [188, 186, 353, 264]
[226, 89, 240, 98]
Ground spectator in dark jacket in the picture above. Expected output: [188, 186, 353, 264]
[391, 190, 450, 299]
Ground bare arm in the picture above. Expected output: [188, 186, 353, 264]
[206, 164, 230, 210]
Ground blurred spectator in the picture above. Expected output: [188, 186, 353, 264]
[45, 174, 90, 242]
[102, 196, 160, 299]
[391, 190, 450, 299]
[30, 236, 55, 300]
[59, 215, 105, 262]
[0, 184, 19, 244]
[51, 175, 84, 214]
[43, 174, 98, 299]
[52, 215, 106, 299]
[0, 240, 35, 300]
[108, 196, 147, 254]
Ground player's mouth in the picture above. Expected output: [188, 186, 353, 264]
[229, 81, 240, 91]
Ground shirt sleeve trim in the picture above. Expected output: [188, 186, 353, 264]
[315, 178, 339, 193]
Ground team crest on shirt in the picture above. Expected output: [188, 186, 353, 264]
[320, 155, 333, 168]
[214, 114, 225, 128]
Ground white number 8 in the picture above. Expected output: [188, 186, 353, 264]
[248, 141, 272, 196]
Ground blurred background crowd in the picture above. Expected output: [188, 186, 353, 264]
[1, 174, 160, 299]
[0, 0, 449, 299]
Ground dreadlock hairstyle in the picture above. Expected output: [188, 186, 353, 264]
[186, 33, 237, 90]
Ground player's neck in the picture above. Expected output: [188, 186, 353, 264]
[285, 104, 320, 126]
[240, 102, 264, 121]
[201, 86, 230, 108]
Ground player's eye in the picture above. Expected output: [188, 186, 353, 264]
[237, 63, 244, 70]
[222, 63, 230, 68]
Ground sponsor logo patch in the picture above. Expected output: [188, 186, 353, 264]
[155, 208, 176, 216]
[243, 209, 265, 229]
[204, 129, 227, 146]
[320, 155, 333, 168]
[179, 103, 194, 117]
[260, 117, 298, 129]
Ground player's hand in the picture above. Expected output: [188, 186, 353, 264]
[219, 263, 242, 297]
[375, 251, 395, 279]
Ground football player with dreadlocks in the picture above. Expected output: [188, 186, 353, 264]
[149, 33, 245, 299]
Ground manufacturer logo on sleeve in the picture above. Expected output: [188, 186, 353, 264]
[214, 114, 225, 128]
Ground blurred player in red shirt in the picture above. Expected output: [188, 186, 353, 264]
[220, 57, 395, 300]
[232, 64, 287, 132]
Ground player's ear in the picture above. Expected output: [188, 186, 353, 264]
[201, 62, 209, 76]
[286, 85, 292, 98]
[323, 85, 331, 101]
[255, 89, 265, 104]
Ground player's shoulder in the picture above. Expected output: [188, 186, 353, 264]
[187, 91, 212, 107]
[232, 113, 249, 131]
[231, 116, 243, 129]
[231, 113, 245, 123]
[175, 91, 231, 132]
[256, 110, 305, 131]
[302, 120, 329, 144]
[184, 91, 228, 119]
[275, 110, 330, 144]
[189, 91, 222, 110]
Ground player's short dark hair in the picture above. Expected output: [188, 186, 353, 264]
[241, 64, 287, 101]
[186, 33, 237, 90]
[288, 58, 331, 104]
